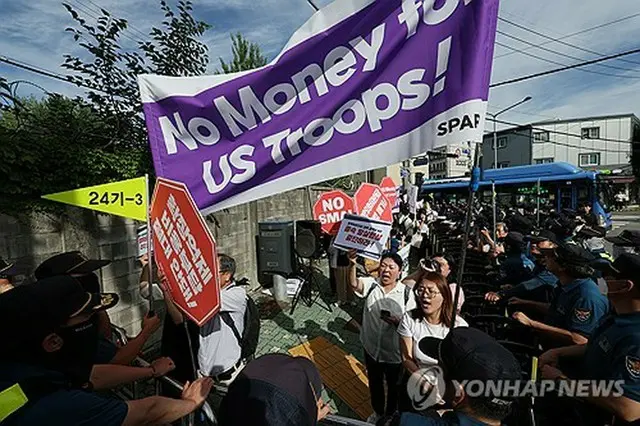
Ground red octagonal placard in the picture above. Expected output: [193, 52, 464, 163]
[313, 190, 355, 235]
[150, 178, 220, 326]
[354, 183, 393, 223]
[379, 177, 398, 209]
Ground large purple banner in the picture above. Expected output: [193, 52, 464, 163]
[139, 0, 499, 214]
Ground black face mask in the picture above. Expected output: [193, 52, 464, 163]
[75, 273, 101, 294]
[47, 319, 99, 385]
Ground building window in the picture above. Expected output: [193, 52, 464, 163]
[579, 153, 601, 166]
[533, 131, 550, 142]
[535, 158, 554, 164]
[492, 137, 508, 149]
[498, 162, 510, 169]
[581, 127, 600, 139]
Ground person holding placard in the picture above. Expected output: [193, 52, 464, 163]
[347, 249, 415, 423]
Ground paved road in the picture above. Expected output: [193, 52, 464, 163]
[611, 211, 640, 233]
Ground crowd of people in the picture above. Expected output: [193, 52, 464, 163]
[0, 250, 322, 426]
[2, 195, 640, 426]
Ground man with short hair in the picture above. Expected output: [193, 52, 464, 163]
[162, 253, 248, 385]
[398, 328, 523, 425]
[348, 250, 415, 423]
[0, 258, 16, 294]
[0, 276, 213, 425]
[578, 202, 599, 228]
[512, 241, 610, 348]
[492, 232, 535, 287]
[485, 230, 558, 304]
[540, 253, 640, 424]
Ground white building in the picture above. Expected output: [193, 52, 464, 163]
[530, 114, 639, 170]
[428, 143, 474, 179]
[383, 142, 475, 186]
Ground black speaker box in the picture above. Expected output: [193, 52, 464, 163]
[256, 221, 295, 277]
[295, 220, 323, 259]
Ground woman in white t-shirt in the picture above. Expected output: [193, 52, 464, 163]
[397, 272, 467, 411]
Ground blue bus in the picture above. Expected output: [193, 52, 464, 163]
[420, 162, 613, 229]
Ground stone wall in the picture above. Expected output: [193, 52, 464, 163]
[0, 186, 327, 342]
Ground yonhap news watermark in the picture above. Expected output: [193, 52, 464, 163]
[457, 378, 625, 399]
[407, 367, 625, 410]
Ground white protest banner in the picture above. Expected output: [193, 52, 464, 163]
[407, 185, 419, 214]
[138, 0, 499, 214]
[333, 214, 392, 261]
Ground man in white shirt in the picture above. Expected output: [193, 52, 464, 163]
[198, 254, 248, 386]
[348, 250, 415, 423]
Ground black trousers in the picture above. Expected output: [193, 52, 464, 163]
[365, 352, 403, 416]
[329, 266, 337, 295]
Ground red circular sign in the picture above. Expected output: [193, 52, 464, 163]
[379, 177, 398, 209]
[354, 183, 393, 223]
[150, 178, 220, 326]
[313, 190, 355, 235]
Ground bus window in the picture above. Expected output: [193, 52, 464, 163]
[577, 186, 590, 207]
[559, 186, 573, 210]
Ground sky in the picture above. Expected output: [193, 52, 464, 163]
[1, 0, 640, 130]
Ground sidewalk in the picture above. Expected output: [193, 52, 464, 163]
[252, 272, 370, 419]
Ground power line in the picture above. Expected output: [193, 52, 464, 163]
[494, 41, 640, 80]
[496, 30, 640, 75]
[0, 55, 116, 96]
[80, 0, 150, 41]
[487, 106, 557, 120]
[498, 16, 640, 68]
[484, 128, 629, 154]
[487, 117, 633, 144]
[0, 55, 72, 85]
[495, 11, 640, 60]
[490, 45, 640, 88]
[68, 0, 145, 46]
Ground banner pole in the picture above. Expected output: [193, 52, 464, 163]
[451, 142, 481, 326]
[145, 174, 155, 315]
[536, 179, 541, 227]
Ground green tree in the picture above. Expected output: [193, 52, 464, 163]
[61, 0, 211, 148]
[140, 0, 211, 76]
[218, 33, 268, 74]
[0, 77, 22, 111]
[0, 96, 149, 213]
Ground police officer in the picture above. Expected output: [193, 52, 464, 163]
[492, 232, 536, 288]
[539, 253, 640, 424]
[0, 276, 213, 425]
[0, 258, 15, 294]
[485, 230, 558, 305]
[512, 241, 609, 348]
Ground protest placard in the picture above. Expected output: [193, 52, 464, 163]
[355, 183, 393, 223]
[150, 178, 220, 326]
[139, 0, 498, 214]
[313, 190, 355, 235]
[333, 214, 392, 261]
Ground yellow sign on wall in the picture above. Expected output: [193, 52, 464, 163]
[42, 177, 148, 221]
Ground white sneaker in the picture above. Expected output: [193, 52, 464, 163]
[367, 413, 381, 424]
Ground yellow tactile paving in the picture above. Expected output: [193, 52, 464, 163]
[289, 337, 373, 419]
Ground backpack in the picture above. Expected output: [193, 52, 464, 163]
[220, 292, 260, 361]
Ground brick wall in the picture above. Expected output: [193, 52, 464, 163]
[0, 186, 327, 343]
